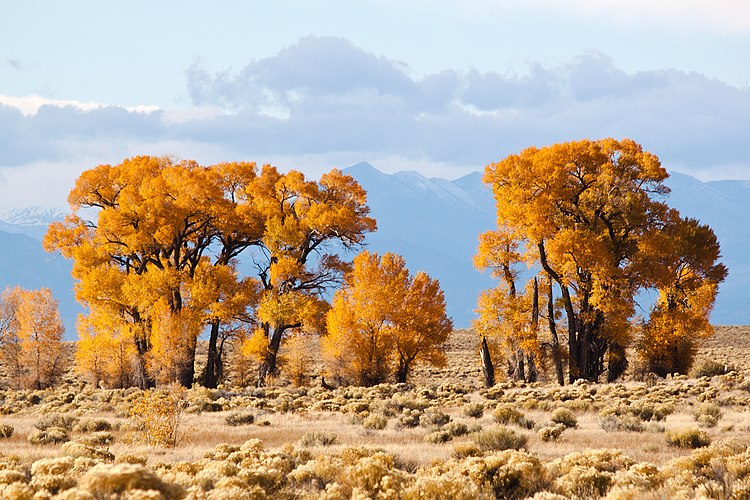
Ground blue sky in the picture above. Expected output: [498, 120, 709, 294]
[1, 0, 749, 210]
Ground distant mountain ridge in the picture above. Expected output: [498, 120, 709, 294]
[0, 165, 747, 338]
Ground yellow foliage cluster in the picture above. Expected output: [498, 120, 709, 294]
[0, 286, 67, 389]
[44, 156, 375, 388]
[479, 138, 726, 382]
[127, 387, 186, 447]
[322, 251, 452, 385]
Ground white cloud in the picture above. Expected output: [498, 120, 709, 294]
[0, 37, 748, 208]
[0, 95, 159, 116]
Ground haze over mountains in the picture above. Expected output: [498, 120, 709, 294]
[0, 164, 747, 338]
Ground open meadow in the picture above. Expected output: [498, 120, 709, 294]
[1, 327, 750, 498]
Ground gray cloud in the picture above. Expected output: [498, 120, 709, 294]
[1, 37, 748, 181]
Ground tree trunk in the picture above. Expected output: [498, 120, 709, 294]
[133, 331, 154, 389]
[257, 325, 284, 387]
[513, 350, 526, 381]
[537, 241, 579, 383]
[202, 319, 221, 388]
[526, 354, 538, 382]
[607, 343, 628, 382]
[546, 278, 565, 385]
[396, 360, 410, 384]
[177, 344, 196, 388]
[480, 336, 495, 388]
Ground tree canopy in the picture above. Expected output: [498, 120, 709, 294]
[322, 251, 452, 386]
[477, 138, 727, 382]
[45, 156, 375, 388]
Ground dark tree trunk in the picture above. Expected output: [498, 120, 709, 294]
[513, 350, 526, 381]
[607, 343, 628, 382]
[257, 325, 284, 387]
[396, 360, 410, 384]
[133, 328, 154, 389]
[202, 319, 222, 388]
[526, 354, 538, 382]
[480, 335, 495, 388]
[177, 344, 196, 388]
[546, 278, 565, 385]
[538, 242, 580, 383]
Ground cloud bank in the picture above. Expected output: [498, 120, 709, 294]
[1, 36, 748, 209]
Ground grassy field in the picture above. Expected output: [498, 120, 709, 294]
[1, 326, 750, 498]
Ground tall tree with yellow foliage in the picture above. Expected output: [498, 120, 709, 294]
[474, 229, 540, 383]
[246, 166, 376, 386]
[45, 156, 375, 388]
[479, 139, 725, 383]
[322, 251, 452, 386]
[0, 287, 67, 389]
[45, 157, 263, 387]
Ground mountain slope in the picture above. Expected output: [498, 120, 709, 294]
[343, 162, 495, 327]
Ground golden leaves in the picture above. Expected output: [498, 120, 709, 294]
[322, 251, 452, 385]
[46, 155, 377, 386]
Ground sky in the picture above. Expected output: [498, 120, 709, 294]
[1, 0, 749, 211]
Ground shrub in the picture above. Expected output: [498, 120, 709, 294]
[550, 408, 578, 428]
[425, 430, 453, 444]
[460, 450, 548, 498]
[473, 426, 528, 451]
[0, 424, 13, 438]
[600, 415, 645, 433]
[115, 454, 148, 465]
[693, 403, 722, 428]
[445, 421, 469, 437]
[538, 423, 566, 442]
[61, 440, 115, 461]
[419, 410, 451, 429]
[28, 426, 69, 445]
[74, 418, 112, 432]
[398, 409, 422, 428]
[35, 413, 79, 431]
[463, 402, 484, 419]
[30, 456, 76, 494]
[225, 410, 255, 426]
[77, 463, 184, 499]
[128, 387, 186, 447]
[452, 443, 482, 459]
[299, 431, 338, 447]
[492, 404, 524, 425]
[666, 428, 711, 448]
[691, 360, 736, 378]
[363, 414, 388, 430]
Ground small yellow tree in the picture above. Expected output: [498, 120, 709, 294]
[638, 216, 727, 376]
[76, 310, 139, 388]
[322, 251, 452, 386]
[0, 287, 67, 389]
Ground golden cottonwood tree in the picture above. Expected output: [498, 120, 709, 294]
[474, 230, 540, 383]
[45, 156, 374, 388]
[322, 251, 452, 386]
[45, 156, 263, 388]
[638, 216, 727, 376]
[246, 166, 376, 386]
[0, 287, 67, 389]
[480, 139, 725, 383]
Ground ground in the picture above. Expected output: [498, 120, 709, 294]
[1, 326, 749, 498]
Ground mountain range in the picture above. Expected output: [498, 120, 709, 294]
[0, 163, 747, 338]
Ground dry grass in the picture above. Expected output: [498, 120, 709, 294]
[0, 326, 749, 497]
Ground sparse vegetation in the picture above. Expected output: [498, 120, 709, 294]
[665, 428, 711, 448]
[473, 426, 528, 451]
